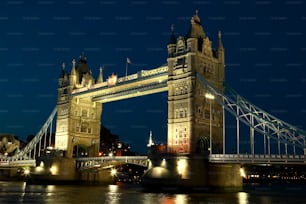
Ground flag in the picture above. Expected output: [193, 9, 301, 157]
[127, 57, 132, 64]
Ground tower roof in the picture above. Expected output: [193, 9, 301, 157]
[77, 53, 90, 74]
[185, 10, 206, 39]
[76, 53, 91, 83]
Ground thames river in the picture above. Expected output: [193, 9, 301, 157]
[0, 181, 305, 204]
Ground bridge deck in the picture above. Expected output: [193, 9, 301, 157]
[72, 66, 168, 103]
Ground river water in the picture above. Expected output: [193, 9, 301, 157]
[0, 181, 305, 204]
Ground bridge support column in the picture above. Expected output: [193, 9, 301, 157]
[27, 155, 78, 184]
[142, 154, 243, 192]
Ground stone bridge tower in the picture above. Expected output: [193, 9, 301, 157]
[167, 11, 225, 154]
[55, 54, 103, 158]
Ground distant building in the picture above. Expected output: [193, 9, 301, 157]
[0, 134, 20, 155]
[147, 131, 166, 154]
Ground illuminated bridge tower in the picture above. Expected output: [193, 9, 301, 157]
[55, 54, 102, 158]
[143, 12, 241, 190]
[167, 11, 225, 154]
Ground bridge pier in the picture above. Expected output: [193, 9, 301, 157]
[78, 169, 114, 184]
[142, 154, 242, 192]
[27, 156, 77, 184]
[27, 152, 116, 184]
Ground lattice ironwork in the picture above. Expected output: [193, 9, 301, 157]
[0, 107, 57, 162]
[196, 72, 306, 152]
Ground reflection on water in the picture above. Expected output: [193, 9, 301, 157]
[106, 185, 121, 204]
[237, 192, 248, 204]
[0, 181, 305, 204]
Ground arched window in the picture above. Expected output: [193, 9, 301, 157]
[81, 109, 88, 117]
[80, 122, 91, 134]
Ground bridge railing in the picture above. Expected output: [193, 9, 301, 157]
[72, 65, 168, 95]
[76, 156, 148, 170]
[0, 159, 36, 167]
[210, 154, 305, 164]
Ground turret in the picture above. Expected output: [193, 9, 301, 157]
[58, 63, 69, 87]
[185, 10, 206, 53]
[217, 31, 225, 90]
[69, 59, 77, 87]
[217, 31, 224, 63]
[96, 66, 104, 83]
[57, 62, 70, 104]
[167, 24, 177, 56]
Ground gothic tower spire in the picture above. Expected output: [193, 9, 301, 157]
[96, 66, 104, 83]
[167, 24, 177, 57]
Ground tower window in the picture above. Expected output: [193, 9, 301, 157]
[177, 57, 185, 66]
[81, 125, 87, 133]
[81, 109, 88, 117]
[179, 109, 184, 118]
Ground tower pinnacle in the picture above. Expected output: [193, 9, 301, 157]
[169, 24, 177, 45]
[97, 65, 104, 83]
[217, 30, 224, 50]
[191, 9, 201, 24]
[71, 59, 77, 75]
[72, 59, 76, 69]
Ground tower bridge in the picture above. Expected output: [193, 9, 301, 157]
[0, 11, 305, 189]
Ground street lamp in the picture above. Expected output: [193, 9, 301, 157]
[205, 93, 215, 154]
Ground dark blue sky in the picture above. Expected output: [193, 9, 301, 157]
[0, 0, 305, 154]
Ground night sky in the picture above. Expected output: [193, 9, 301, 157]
[0, 0, 305, 154]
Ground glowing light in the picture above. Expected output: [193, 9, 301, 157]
[50, 165, 58, 175]
[111, 168, 117, 176]
[24, 169, 30, 175]
[109, 184, 118, 193]
[161, 158, 167, 167]
[175, 194, 188, 204]
[177, 159, 187, 175]
[240, 167, 246, 178]
[205, 93, 215, 100]
[107, 73, 117, 86]
[36, 161, 45, 173]
[147, 159, 152, 169]
[237, 192, 248, 204]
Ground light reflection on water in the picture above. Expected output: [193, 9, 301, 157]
[237, 192, 248, 204]
[0, 181, 305, 204]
